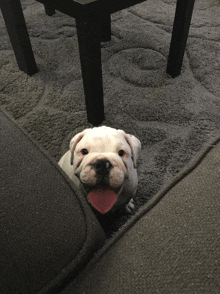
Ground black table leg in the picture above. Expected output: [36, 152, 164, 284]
[76, 17, 105, 126]
[166, 0, 195, 78]
[0, 0, 38, 75]
[44, 4, 56, 16]
[101, 14, 111, 42]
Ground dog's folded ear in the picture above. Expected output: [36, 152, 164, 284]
[125, 134, 141, 168]
[69, 131, 86, 165]
[117, 129, 141, 168]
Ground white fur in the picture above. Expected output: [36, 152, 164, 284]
[58, 126, 141, 213]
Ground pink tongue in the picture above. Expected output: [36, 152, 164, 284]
[88, 186, 118, 214]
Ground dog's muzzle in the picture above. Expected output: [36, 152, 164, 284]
[93, 159, 112, 176]
[84, 159, 122, 214]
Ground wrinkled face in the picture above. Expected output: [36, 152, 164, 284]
[70, 126, 141, 214]
[73, 128, 134, 190]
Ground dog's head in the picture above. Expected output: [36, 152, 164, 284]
[69, 126, 141, 214]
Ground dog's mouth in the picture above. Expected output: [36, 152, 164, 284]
[83, 184, 122, 214]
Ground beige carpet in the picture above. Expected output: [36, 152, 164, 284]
[1, 0, 220, 236]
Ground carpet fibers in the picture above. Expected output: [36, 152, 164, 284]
[1, 0, 220, 237]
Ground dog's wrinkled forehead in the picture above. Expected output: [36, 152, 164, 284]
[70, 126, 141, 167]
[77, 126, 129, 153]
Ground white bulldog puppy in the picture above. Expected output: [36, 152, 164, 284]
[58, 126, 141, 214]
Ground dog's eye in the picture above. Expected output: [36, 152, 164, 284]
[118, 150, 125, 157]
[81, 149, 89, 155]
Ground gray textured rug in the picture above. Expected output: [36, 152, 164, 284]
[1, 0, 220, 236]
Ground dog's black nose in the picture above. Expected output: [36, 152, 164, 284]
[94, 159, 112, 174]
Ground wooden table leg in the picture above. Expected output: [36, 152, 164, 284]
[76, 17, 105, 126]
[0, 0, 38, 75]
[166, 0, 195, 78]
